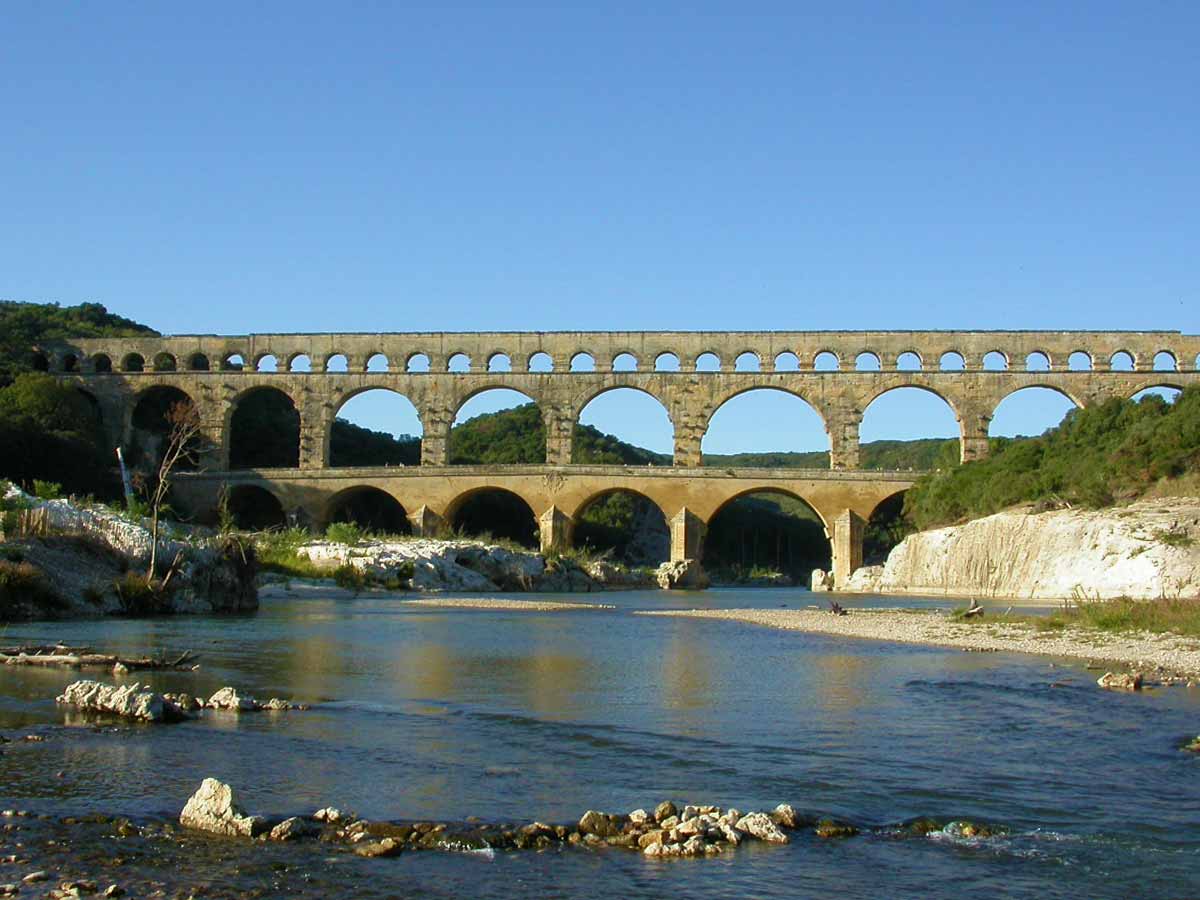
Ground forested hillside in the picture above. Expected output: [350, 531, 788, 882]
[904, 388, 1200, 529]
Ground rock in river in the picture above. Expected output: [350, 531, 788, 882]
[179, 778, 267, 837]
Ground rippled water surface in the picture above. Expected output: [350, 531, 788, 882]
[2, 588, 1198, 898]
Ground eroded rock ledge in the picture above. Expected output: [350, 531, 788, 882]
[844, 498, 1200, 601]
[56, 681, 307, 722]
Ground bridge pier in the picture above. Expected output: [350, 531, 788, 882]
[538, 506, 574, 554]
[829, 417, 861, 470]
[669, 507, 707, 561]
[831, 509, 865, 590]
[407, 505, 446, 538]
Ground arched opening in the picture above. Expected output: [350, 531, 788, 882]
[1110, 351, 1135, 372]
[528, 352, 553, 373]
[654, 352, 680, 372]
[30, 351, 49, 372]
[487, 353, 512, 373]
[735, 352, 761, 372]
[122, 353, 145, 373]
[130, 386, 199, 472]
[326, 354, 349, 373]
[574, 388, 672, 463]
[573, 490, 669, 567]
[331, 389, 422, 467]
[256, 354, 278, 373]
[407, 353, 431, 373]
[939, 351, 965, 371]
[1025, 351, 1051, 372]
[695, 352, 720, 372]
[989, 387, 1078, 438]
[613, 352, 638, 372]
[289, 354, 311, 373]
[448, 353, 471, 373]
[773, 352, 799, 372]
[855, 352, 881, 371]
[860, 387, 959, 468]
[92, 353, 113, 374]
[570, 352, 595, 372]
[366, 353, 389, 373]
[222, 353, 245, 372]
[188, 353, 210, 371]
[1195, 353, 1200, 372]
[449, 488, 538, 548]
[813, 351, 839, 371]
[1153, 351, 1177, 372]
[451, 389, 544, 464]
[702, 388, 828, 464]
[1068, 351, 1092, 371]
[1131, 385, 1182, 404]
[982, 351, 1008, 371]
[229, 388, 300, 469]
[61, 353, 79, 373]
[704, 490, 830, 584]
[225, 485, 286, 531]
[864, 491, 912, 565]
[896, 352, 922, 371]
[326, 486, 411, 535]
[153, 352, 177, 372]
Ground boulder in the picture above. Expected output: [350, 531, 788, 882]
[627, 808, 649, 826]
[770, 803, 801, 828]
[653, 800, 678, 823]
[206, 687, 257, 711]
[810, 569, 833, 592]
[814, 818, 859, 838]
[577, 810, 624, 838]
[1097, 671, 1143, 692]
[354, 838, 402, 858]
[268, 816, 317, 841]
[179, 779, 266, 837]
[735, 812, 789, 843]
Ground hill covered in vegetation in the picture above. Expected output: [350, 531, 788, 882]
[0, 301, 157, 387]
[904, 387, 1200, 530]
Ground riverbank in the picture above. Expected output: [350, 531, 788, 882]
[638, 607, 1200, 680]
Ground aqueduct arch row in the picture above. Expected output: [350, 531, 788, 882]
[48, 329, 1200, 587]
[92, 367, 1194, 476]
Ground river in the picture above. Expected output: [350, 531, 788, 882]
[2, 588, 1198, 898]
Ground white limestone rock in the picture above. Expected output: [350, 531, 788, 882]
[862, 498, 1200, 601]
[56, 680, 189, 722]
[735, 812, 790, 843]
[206, 686, 257, 711]
[179, 778, 266, 837]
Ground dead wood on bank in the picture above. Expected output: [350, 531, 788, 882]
[1, 644, 198, 670]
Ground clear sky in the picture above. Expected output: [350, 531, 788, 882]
[3, 3, 1195, 452]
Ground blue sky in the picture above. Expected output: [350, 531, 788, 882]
[3, 3, 1195, 453]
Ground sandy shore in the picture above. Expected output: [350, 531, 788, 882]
[403, 598, 616, 611]
[638, 608, 1200, 679]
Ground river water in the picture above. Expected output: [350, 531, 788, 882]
[1, 588, 1198, 898]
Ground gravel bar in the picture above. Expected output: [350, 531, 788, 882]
[403, 598, 616, 611]
[638, 608, 1200, 679]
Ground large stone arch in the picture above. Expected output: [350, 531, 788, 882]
[1127, 378, 1186, 399]
[571, 384, 675, 463]
[700, 385, 831, 459]
[448, 385, 545, 465]
[129, 384, 200, 471]
[227, 385, 301, 469]
[569, 487, 670, 566]
[444, 485, 540, 547]
[859, 382, 964, 460]
[225, 484, 287, 530]
[324, 485, 411, 534]
[328, 386, 423, 468]
[701, 487, 832, 581]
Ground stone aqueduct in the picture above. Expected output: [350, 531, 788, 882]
[42, 329, 1200, 587]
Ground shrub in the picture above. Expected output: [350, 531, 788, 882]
[112, 571, 169, 616]
[333, 564, 367, 592]
[326, 521, 367, 546]
[32, 480, 61, 500]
